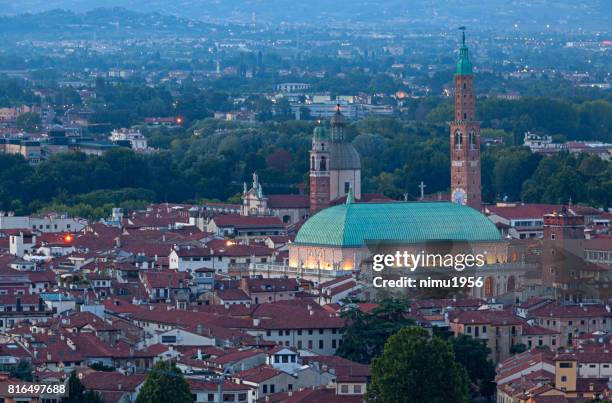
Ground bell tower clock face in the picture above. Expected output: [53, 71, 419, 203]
[452, 188, 467, 205]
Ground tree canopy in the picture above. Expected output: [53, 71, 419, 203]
[368, 327, 470, 403]
[336, 299, 413, 364]
[451, 335, 496, 400]
[135, 361, 192, 403]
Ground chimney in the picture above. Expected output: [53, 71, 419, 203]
[196, 324, 204, 335]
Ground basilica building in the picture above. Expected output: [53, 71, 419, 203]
[249, 31, 531, 299]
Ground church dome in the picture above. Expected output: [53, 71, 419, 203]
[328, 142, 361, 170]
[295, 202, 501, 247]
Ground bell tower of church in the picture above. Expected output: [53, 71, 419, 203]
[309, 124, 331, 214]
[450, 28, 482, 210]
[309, 106, 361, 214]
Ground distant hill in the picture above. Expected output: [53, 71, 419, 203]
[0, 8, 217, 39]
[4, 0, 612, 32]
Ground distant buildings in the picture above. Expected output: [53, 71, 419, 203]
[275, 83, 310, 93]
[109, 128, 148, 151]
[524, 131, 611, 160]
[523, 131, 567, 154]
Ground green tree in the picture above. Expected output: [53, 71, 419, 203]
[9, 358, 33, 382]
[510, 343, 528, 355]
[88, 362, 115, 372]
[82, 390, 104, 403]
[451, 335, 496, 400]
[16, 112, 42, 132]
[135, 361, 192, 403]
[336, 299, 413, 364]
[62, 372, 104, 403]
[368, 327, 469, 403]
[63, 372, 85, 403]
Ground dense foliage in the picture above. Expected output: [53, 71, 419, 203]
[135, 361, 192, 403]
[0, 75, 610, 217]
[451, 335, 496, 400]
[62, 373, 104, 403]
[0, 108, 610, 218]
[368, 327, 470, 403]
[336, 299, 413, 364]
[2, 358, 34, 382]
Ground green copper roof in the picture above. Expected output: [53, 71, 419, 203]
[295, 202, 501, 247]
[456, 30, 473, 75]
[313, 126, 328, 140]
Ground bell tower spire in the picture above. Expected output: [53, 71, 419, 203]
[450, 28, 482, 210]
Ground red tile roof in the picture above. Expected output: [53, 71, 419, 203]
[267, 195, 309, 209]
[585, 237, 612, 251]
[301, 355, 370, 382]
[212, 215, 284, 228]
[141, 270, 190, 289]
[243, 278, 299, 294]
[451, 309, 523, 326]
[531, 303, 611, 319]
[210, 348, 265, 365]
[486, 203, 563, 219]
[233, 364, 283, 383]
[81, 371, 145, 392]
[216, 288, 251, 302]
[522, 324, 560, 335]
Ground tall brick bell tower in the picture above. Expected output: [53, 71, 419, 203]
[450, 28, 482, 210]
[309, 124, 330, 214]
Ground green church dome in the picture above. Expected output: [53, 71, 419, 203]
[313, 125, 328, 140]
[295, 202, 501, 247]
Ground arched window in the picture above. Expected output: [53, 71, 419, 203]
[463, 112, 467, 120]
[320, 156, 327, 171]
[310, 156, 315, 170]
[463, 82, 467, 90]
[468, 130, 475, 149]
[454, 130, 462, 149]
[484, 277, 494, 298]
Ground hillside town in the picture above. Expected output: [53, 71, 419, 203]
[0, 2, 610, 402]
[0, 58, 610, 402]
